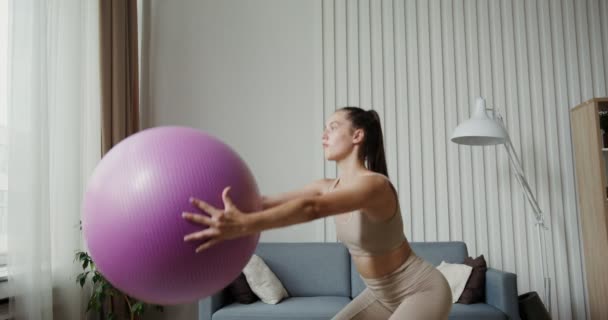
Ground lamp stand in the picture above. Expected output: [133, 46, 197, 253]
[495, 112, 551, 313]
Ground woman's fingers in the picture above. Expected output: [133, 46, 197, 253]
[195, 238, 222, 253]
[189, 197, 222, 217]
[221, 187, 236, 211]
[184, 191, 233, 253]
[182, 211, 216, 227]
[183, 227, 219, 242]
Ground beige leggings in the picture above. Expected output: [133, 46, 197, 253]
[332, 253, 452, 320]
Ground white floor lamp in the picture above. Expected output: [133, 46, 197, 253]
[451, 96, 551, 313]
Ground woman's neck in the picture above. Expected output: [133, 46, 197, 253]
[336, 153, 367, 180]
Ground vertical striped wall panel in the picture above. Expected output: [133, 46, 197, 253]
[320, 0, 607, 319]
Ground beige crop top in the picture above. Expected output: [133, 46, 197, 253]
[329, 174, 406, 257]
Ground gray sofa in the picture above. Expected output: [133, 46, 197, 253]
[199, 241, 520, 320]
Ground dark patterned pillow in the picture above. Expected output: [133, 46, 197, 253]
[457, 255, 487, 304]
[227, 273, 259, 304]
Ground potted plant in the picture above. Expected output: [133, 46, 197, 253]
[75, 251, 164, 320]
[75, 221, 163, 320]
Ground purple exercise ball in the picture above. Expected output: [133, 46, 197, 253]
[82, 126, 261, 305]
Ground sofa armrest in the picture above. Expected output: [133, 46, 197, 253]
[198, 289, 232, 320]
[485, 268, 520, 320]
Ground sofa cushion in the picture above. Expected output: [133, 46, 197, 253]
[449, 303, 507, 320]
[255, 243, 351, 297]
[212, 296, 351, 320]
[458, 254, 488, 304]
[437, 261, 473, 303]
[226, 273, 258, 304]
[350, 241, 469, 297]
[243, 254, 289, 304]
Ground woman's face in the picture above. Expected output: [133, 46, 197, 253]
[322, 111, 360, 161]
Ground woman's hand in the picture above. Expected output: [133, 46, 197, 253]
[182, 187, 254, 253]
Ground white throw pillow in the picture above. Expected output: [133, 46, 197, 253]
[242, 254, 289, 304]
[436, 261, 473, 303]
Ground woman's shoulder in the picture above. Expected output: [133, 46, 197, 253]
[358, 172, 390, 184]
[356, 173, 397, 201]
[351, 173, 390, 192]
[357, 173, 398, 220]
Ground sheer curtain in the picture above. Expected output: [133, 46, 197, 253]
[7, 0, 101, 319]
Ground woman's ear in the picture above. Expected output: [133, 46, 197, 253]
[352, 128, 365, 144]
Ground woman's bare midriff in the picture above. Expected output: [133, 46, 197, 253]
[351, 241, 412, 279]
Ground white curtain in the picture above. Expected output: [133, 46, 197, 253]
[7, 0, 101, 319]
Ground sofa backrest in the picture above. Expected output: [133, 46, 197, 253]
[410, 241, 468, 265]
[350, 241, 468, 297]
[255, 242, 351, 297]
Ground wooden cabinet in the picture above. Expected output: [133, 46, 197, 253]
[570, 98, 608, 319]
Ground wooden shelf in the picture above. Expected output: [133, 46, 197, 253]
[571, 98, 608, 318]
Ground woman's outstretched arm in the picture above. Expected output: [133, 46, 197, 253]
[182, 174, 390, 252]
[260, 178, 331, 209]
[252, 175, 387, 230]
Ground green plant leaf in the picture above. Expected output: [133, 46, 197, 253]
[95, 284, 105, 295]
[76, 271, 89, 288]
[75, 252, 88, 265]
[131, 302, 144, 315]
[87, 292, 101, 312]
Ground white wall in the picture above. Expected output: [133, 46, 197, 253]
[143, 0, 607, 319]
[143, 0, 325, 242]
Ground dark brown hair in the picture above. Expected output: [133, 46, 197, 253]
[339, 107, 388, 177]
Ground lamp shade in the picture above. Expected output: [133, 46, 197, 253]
[451, 97, 508, 146]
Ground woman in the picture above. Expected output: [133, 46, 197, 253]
[182, 107, 452, 320]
